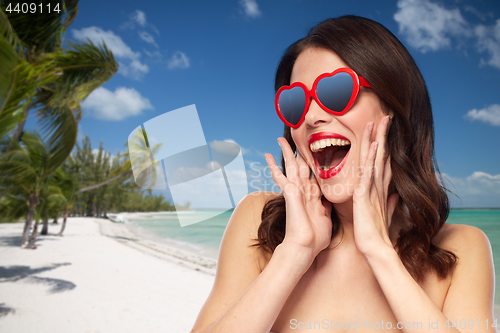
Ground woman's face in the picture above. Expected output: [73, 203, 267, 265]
[290, 47, 389, 203]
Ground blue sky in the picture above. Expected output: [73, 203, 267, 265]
[36, 0, 500, 208]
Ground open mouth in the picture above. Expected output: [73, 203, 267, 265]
[308, 134, 351, 179]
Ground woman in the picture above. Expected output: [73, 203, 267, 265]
[191, 16, 495, 333]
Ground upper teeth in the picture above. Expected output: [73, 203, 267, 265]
[310, 138, 351, 152]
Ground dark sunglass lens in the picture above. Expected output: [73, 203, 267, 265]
[278, 86, 306, 126]
[316, 72, 353, 112]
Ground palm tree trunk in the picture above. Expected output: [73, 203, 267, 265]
[41, 216, 49, 235]
[57, 209, 68, 236]
[21, 193, 38, 248]
[29, 218, 39, 246]
[92, 194, 97, 216]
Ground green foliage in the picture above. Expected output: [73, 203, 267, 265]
[0, 1, 119, 239]
[71, 136, 175, 217]
[0, 131, 69, 244]
[0, 0, 118, 143]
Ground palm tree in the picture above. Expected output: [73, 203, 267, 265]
[78, 127, 161, 193]
[52, 166, 78, 236]
[0, 1, 118, 245]
[0, 0, 118, 144]
[0, 132, 70, 247]
[40, 183, 66, 235]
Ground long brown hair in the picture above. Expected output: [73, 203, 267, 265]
[252, 15, 456, 281]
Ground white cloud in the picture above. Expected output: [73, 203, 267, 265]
[72, 26, 149, 80]
[475, 19, 500, 70]
[138, 31, 158, 48]
[464, 104, 500, 126]
[394, 0, 500, 71]
[131, 10, 147, 27]
[119, 59, 150, 80]
[72, 27, 137, 59]
[239, 0, 261, 19]
[167, 51, 190, 69]
[118, 59, 149, 80]
[394, 0, 470, 52]
[144, 49, 162, 59]
[442, 172, 500, 208]
[82, 87, 153, 121]
[464, 5, 492, 21]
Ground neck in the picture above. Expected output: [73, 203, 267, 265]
[326, 198, 402, 251]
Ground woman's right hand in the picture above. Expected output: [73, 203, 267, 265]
[265, 137, 333, 264]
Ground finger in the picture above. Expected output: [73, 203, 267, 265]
[387, 192, 399, 228]
[359, 121, 375, 169]
[356, 141, 378, 196]
[374, 115, 390, 189]
[321, 195, 333, 218]
[296, 150, 311, 180]
[265, 153, 289, 191]
[277, 137, 300, 183]
[383, 155, 392, 192]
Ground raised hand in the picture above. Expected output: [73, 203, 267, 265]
[352, 115, 399, 257]
[265, 138, 333, 261]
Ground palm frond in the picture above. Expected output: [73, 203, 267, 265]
[47, 39, 118, 108]
[0, 193, 28, 220]
[1, 0, 71, 56]
[62, 0, 78, 30]
[0, 34, 17, 106]
[0, 56, 60, 140]
[0, 8, 25, 56]
[0, 160, 38, 190]
[20, 132, 49, 172]
[38, 105, 77, 175]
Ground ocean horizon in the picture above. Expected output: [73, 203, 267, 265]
[124, 208, 500, 305]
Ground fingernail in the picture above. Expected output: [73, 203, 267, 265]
[374, 142, 379, 150]
[369, 122, 374, 132]
[385, 116, 390, 125]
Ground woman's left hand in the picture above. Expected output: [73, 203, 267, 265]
[352, 115, 399, 257]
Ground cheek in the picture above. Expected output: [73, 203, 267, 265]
[290, 129, 305, 154]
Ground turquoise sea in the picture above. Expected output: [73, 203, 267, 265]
[126, 209, 500, 305]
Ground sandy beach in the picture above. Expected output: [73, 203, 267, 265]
[0, 217, 216, 333]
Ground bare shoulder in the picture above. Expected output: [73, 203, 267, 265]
[235, 191, 281, 218]
[190, 191, 281, 332]
[433, 223, 492, 256]
[230, 191, 281, 233]
[436, 225, 495, 323]
[232, 191, 282, 267]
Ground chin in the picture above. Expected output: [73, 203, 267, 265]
[316, 175, 358, 204]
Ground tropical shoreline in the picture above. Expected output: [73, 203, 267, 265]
[118, 210, 225, 260]
[1, 215, 499, 332]
[0, 217, 215, 333]
[99, 214, 218, 274]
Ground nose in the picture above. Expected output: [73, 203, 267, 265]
[303, 97, 335, 127]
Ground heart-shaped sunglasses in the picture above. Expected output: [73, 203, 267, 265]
[275, 67, 372, 128]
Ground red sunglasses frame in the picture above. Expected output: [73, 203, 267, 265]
[275, 67, 372, 129]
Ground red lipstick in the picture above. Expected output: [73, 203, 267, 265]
[308, 132, 351, 179]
